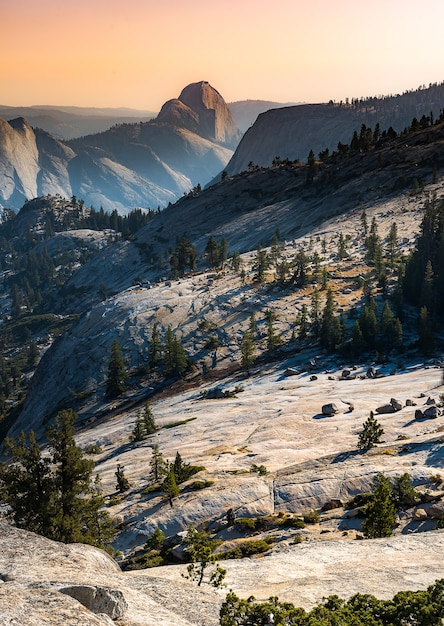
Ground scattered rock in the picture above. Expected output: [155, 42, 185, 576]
[284, 368, 300, 377]
[321, 499, 343, 512]
[310, 375, 318, 381]
[425, 397, 436, 405]
[390, 398, 403, 411]
[376, 404, 396, 414]
[427, 503, 444, 519]
[59, 585, 127, 619]
[423, 406, 440, 419]
[414, 508, 428, 521]
[322, 403, 338, 416]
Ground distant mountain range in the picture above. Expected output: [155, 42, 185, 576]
[0, 81, 240, 213]
[1, 81, 444, 214]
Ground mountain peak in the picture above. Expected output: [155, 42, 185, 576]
[157, 81, 241, 147]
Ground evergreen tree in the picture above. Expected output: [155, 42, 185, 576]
[163, 326, 188, 377]
[252, 245, 268, 283]
[115, 463, 130, 492]
[142, 403, 157, 434]
[0, 431, 55, 536]
[362, 473, 396, 538]
[148, 322, 162, 367]
[386, 222, 399, 268]
[240, 330, 255, 373]
[149, 444, 167, 484]
[296, 304, 309, 340]
[358, 412, 384, 450]
[418, 305, 434, 355]
[204, 236, 220, 268]
[162, 465, 179, 506]
[183, 525, 226, 588]
[105, 340, 127, 398]
[131, 410, 146, 442]
[310, 288, 321, 337]
[46, 409, 106, 544]
[320, 287, 342, 351]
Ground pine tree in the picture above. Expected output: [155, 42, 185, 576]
[0, 409, 116, 547]
[149, 444, 167, 484]
[183, 525, 226, 588]
[131, 410, 146, 442]
[240, 330, 255, 373]
[362, 473, 396, 538]
[142, 403, 157, 434]
[358, 412, 384, 450]
[115, 463, 130, 492]
[320, 287, 342, 351]
[148, 322, 162, 367]
[162, 465, 179, 506]
[310, 288, 321, 337]
[105, 340, 127, 398]
[0, 431, 54, 536]
[47, 409, 104, 544]
[252, 245, 268, 283]
[163, 326, 188, 377]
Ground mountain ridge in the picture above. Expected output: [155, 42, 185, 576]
[0, 82, 240, 213]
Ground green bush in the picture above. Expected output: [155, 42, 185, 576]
[234, 517, 257, 531]
[219, 538, 273, 560]
[187, 480, 214, 491]
[303, 510, 320, 524]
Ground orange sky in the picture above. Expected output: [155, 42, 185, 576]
[2, 0, 444, 110]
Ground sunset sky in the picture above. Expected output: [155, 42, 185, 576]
[2, 0, 444, 111]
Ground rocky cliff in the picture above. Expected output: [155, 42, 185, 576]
[0, 82, 240, 213]
[225, 82, 444, 174]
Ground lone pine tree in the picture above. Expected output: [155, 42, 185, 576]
[106, 339, 127, 398]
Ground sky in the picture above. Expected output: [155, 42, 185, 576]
[2, 0, 444, 111]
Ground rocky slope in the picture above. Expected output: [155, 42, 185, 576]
[224, 82, 444, 174]
[0, 82, 239, 213]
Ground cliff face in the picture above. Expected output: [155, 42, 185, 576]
[0, 82, 240, 212]
[0, 117, 40, 206]
[157, 81, 241, 147]
[225, 82, 444, 174]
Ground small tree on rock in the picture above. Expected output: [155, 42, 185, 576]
[183, 525, 226, 587]
[358, 412, 384, 450]
[362, 472, 396, 538]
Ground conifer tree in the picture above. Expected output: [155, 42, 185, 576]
[149, 322, 162, 367]
[320, 287, 342, 351]
[358, 412, 384, 450]
[162, 465, 180, 506]
[131, 409, 146, 442]
[149, 444, 167, 484]
[1, 409, 115, 547]
[105, 340, 127, 398]
[362, 473, 396, 538]
[115, 463, 130, 492]
[240, 330, 255, 373]
[143, 403, 157, 434]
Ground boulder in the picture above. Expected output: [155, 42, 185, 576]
[59, 586, 127, 620]
[425, 396, 436, 405]
[390, 398, 403, 411]
[341, 369, 351, 379]
[322, 403, 338, 416]
[423, 406, 440, 419]
[310, 375, 318, 381]
[414, 508, 428, 521]
[376, 404, 396, 414]
[321, 499, 343, 512]
[415, 409, 424, 420]
[427, 503, 444, 520]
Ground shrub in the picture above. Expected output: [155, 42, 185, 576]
[234, 517, 257, 531]
[187, 480, 214, 491]
[292, 534, 303, 544]
[303, 510, 320, 524]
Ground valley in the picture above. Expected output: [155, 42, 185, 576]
[1, 85, 444, 625]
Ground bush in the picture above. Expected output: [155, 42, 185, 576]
[234, 517, 257, 531]
[187, 480, 214, 491]
[219, 539, 273, 560]
[292, 534, 303, 544]
[303, 510, 320, 524]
